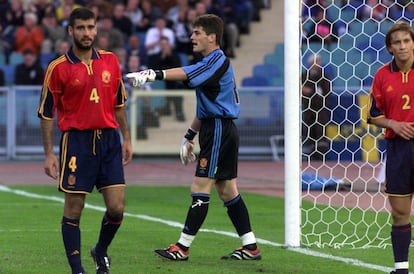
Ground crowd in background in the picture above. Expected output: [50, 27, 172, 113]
[0, 0, 267, 87]
[302, 0, 414, 45]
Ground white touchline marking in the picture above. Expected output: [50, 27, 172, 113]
[0, 185, 394, 273]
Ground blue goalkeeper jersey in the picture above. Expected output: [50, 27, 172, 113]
[182, 49, 240, 119]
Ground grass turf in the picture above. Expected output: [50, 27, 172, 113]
[0, 185, 403, 273]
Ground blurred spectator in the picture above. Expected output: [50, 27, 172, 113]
[124, 0, 144, 33]
[124, 54, 159, 136]
[112, 2, 133, 41]
[114, 47, 128, 74]
[203, 0, 239, 58]
[96, 33, 110, 51]
[304, 7, 337, 45]
[27, 0, 55, 23]
[148, 36, 185, 121]
[14, 12, 44, 55]
[55, 0, 82, 21]
[135, 0, 163, 32]
[232, 0, 254, 34]
[0, 20, 16, 56]
[41, 12, 66, 54]
[357, 0, 386, 21]
[166, 0, 189, 28]
[5, 0, 25, 27]
[302, 0, 329, 19]
[0, 67, 5, 86]
[152, 0, 176, 14]
[145, 16, 175, 57]
[0, 0, 10, 20]
[54, 39, 71, 59]
[301, 54, 330, 160]
[125, 33, 148, 67]
[57, 3, 73, 30]
[96, 16, 124, 51]
[14, 49, 44, 85]
[173, 7, 196, 56]
[87, 0, 113, 18]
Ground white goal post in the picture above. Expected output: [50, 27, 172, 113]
[284, 0, 301, 248]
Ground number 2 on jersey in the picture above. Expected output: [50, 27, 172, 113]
[402, 94, 411, 110]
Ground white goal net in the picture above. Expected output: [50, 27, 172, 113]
[296, 0, 414, 248]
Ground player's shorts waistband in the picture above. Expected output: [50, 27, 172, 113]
[65, 128, 116, 133]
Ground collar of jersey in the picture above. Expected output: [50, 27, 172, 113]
[390, 58, 414, 72]
[65, 46, 101, 64]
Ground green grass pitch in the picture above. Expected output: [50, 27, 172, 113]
[0, 185, 406, 273]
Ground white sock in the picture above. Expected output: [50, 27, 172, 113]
[240, 232, 256, 246]
[178, 232, 195, 248]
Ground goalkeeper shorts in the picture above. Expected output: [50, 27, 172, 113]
[196, 118, 238, 180]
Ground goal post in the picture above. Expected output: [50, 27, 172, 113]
[284, 0, 302, 248]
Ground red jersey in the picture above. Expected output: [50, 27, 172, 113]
[38, 47, 127, 131]
[368, 60, 414, 139]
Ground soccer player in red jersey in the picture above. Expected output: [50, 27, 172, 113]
[368, 21, 414, 274]
[38, 8, 132, 274]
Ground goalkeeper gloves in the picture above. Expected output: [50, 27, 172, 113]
[126, 69, 165, 87]
[180, 128, 197, 165]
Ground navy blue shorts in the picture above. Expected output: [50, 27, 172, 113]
[385, 137, 414, 196]
[58, 128, 125, 194]
[196, 118, 238, 180]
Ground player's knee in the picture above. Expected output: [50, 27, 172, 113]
[391, 209, 410, 225]
[107, 203, 124, 217]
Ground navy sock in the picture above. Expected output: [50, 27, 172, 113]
[182, 193, 210, 236]
[391, 223, 411, 273]
[61, 216, 84, 273]
[95, 212, 123, 257]
[225, 194, 252, 237]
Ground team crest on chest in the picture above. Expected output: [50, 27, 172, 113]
[102, 70, 111, 83]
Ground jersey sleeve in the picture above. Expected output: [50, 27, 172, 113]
[115, 80, 127, 108]
[112, 53, 127, 108]
[38, 61, 62, 119]
[367, 70, 386, 124]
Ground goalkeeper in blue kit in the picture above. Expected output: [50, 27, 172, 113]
[127, 14, 261, 261]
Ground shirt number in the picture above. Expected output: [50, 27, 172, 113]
[402, 94, 411, 110]
[90, 88, 100, 103]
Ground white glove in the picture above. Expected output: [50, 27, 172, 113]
[126, 69, 156, 87]
[180, 138, 196, 165]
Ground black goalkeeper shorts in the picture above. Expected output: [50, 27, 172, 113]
[195, 118, 238, 180]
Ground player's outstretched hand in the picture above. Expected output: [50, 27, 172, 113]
[126, 70, 156, 87]
[180, 138, 196, 165]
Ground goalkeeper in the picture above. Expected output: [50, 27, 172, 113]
[127, 14, 261, 261]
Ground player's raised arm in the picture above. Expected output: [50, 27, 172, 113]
[126, 67, 187, 87]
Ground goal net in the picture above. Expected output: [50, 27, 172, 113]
[297, 0, 414, 248]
